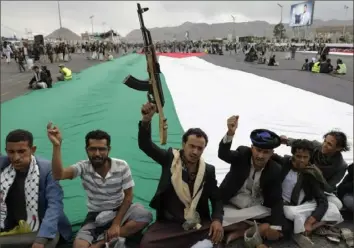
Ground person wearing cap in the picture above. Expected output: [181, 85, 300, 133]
[28, 65, 49, 90]
[57, 64, 72, 81]
[218, 116, 287, 244]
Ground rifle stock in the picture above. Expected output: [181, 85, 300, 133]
[123, 3, 167, 145]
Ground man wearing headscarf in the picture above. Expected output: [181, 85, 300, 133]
[218, 116, 287, 245]
[28, 66, 49, 89]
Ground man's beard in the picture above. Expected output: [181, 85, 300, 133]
[89, 156, 107, 168]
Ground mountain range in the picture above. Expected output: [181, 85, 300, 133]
[124, 19, 353, 41]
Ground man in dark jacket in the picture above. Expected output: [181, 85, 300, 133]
[320, 58, 334, 73]
[138, 102, 224, 248]
[338, 163, 353, 216]
[272, 139, 329, 235]
[17, 49, 26, 72]
[280, 130, 349, 210]
[40, 66, 53, 88]
[28, 66, 49, 89]
[218, 115, 286, 244]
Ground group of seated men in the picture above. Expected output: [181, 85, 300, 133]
[301, 55, 347, 75]
[0, 102, 352, 248]
[28, 64, 72, 90]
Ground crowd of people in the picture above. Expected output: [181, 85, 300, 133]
[301, 54, 347, 75]
[0, 102, 352, 248]
[1, 40, 124, 90]
[0, 36, 352, 248]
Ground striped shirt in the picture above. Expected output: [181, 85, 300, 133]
[72, 158, 135, 212]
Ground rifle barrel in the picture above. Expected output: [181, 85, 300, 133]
[137, 3, 149, 47]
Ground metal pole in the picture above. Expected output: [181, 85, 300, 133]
[281, 6, 283, 23]
[57, 1, 62, 28]
[231, 15, 236, 42]
[102, 22, 106, 33]
[277, 3, 283, 23]
[277, 3, 283, 39]
[343, 5, 349, 37]
[90, 15, 94, 35]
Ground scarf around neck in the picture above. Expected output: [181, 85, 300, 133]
[0, 155, 40, 233]
[170, 149, 206, 231]
[290, 162, 328, 205]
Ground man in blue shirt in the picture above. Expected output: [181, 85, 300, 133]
[0, 129, 72, 248]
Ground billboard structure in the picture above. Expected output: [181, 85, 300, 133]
[289, 0, 315, 27]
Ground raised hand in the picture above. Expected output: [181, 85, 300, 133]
[227, 115, 239, 136]
[47, 122, 62, 146]
[141, 102, 157, 122]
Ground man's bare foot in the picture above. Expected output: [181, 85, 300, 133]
[258, 223, 271, 237]
[225, 229, 245, 244]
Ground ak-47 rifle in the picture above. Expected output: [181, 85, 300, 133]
[123, 3, 167, 145]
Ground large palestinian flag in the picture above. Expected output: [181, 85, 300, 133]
[1, 53, 352, 230]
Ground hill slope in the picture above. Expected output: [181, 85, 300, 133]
[125, 19, 353, 41]
[45, 27, 81, 40]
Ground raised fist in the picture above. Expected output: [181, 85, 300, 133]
[227, 115, 239, 136]
[141, 102, 157, 122]
[47, 122, 62, 146]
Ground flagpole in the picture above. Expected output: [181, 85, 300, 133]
[57, 1, 62, 28]
[90, 15, 94, 35]
[57, 1, 62, 40]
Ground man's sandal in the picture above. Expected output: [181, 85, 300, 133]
[314, 226, 341, 238]
[292, 234, 314, 248]
[340, 228, 354, 248]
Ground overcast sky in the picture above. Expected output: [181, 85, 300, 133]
[1, 1, 353, 37]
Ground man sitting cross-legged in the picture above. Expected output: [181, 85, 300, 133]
[46, 123, 153, 248]
[0, 129, 72, 248]
[218, 116, 288, 245]
[280, 130, 350, 211]
[138, 102, 224, 248]
[272, 139, 343, 245]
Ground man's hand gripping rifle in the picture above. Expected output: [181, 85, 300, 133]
[123, 3, 168, 145]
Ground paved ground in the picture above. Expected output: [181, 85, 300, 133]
[1, 52, 353, 248]
[0, 53, 116, 103]
[201, 51, 353, 105]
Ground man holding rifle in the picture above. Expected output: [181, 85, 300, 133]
[138, 102, 224, 248]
